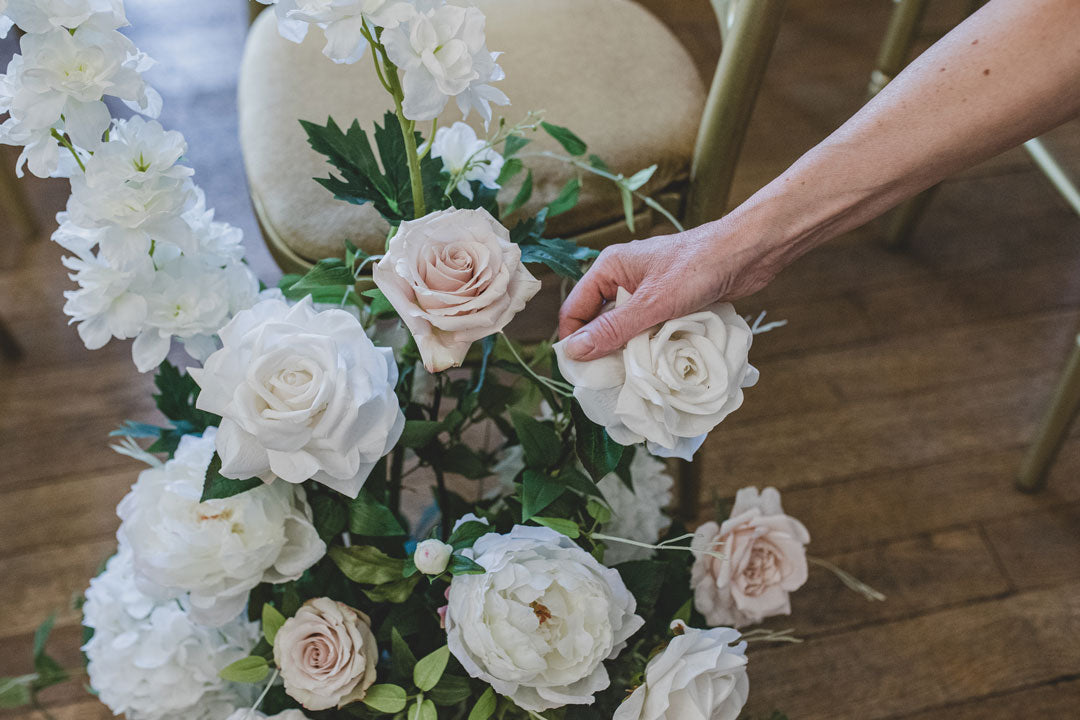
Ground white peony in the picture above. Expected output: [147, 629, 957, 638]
[431, 121, 503, 200]
[118, 430, 327, 627]
[445, 525, 644, 712]
[382, 4, 509, 124]
[82, 546, 261, 720]
[0, 13, 161, 177]
[491, 444, 673, 565]
[3, 0, 125, 33]
[613, 623, 749, 720]
[191, 297, 405, 498]
[413, 538, 453, 574]
[555, 288, 759, 461]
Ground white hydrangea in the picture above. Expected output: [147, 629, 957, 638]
[224, 711, 310, 720]
[82, 545, 261, 720]
[493, 445, 673, 565]
[118, 430, 327, 626]
[3, 0, 125, 33]
[0, 13, 161, 177]
[0, 1, 12, 39]
[382, 3, 508, 124]
[430, 121, 503, 200]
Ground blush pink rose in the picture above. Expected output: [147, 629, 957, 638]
[273, 598, 378, 711]
[690, 487, 810, 628]
[372, 208, 542, 373]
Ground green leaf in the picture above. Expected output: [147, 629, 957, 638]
[546, 177, 581, 217]
[571, 401, 625, 483]
[503, 134, 531, 157]
[541, 121, 587, 156]
[391, 627, 417, 683]
[410, 698, 437, 720]
[446, 520, 493, 550]
[586, 498, 612, 525]
[362, 575, 421, 603]
[153, 361, 217, 431]
[348, 489, 406, 537]
[449, 554, 486, 575]
[329, 545, 406, 585]
[503, 169, 533, 216]
[311, 494, 348, 542]
[496, 157, 523, 185]
[362, 287, 396, 318]
[624, 164, 658, 191]
[218, 656, 269, 683]
[522, 469, 566, 520]
[32, 614, 55, 660]
[532, 517, 580, 538]
[363, 684, 408, 714]
[0, 678, 31, 708]
[400, 420, 443, 448]
[440, 444, 489, 480]
[413, 645, 450, 692]
[672, 597, 692, 626]
[588, 153, 611, 172]
[281, 582, 302, 616]
[428, 674, 472, 706]
[467, 687, 497, 720]
[200, 454, 262, 502]
[620, 186, 635, 232]
[261, 604, 286, 646]
[287, 257, 354, 293]
[510, 410, 562, 470]
[616, 560, 667, 614]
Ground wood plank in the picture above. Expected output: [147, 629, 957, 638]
[889, 677, 1080, 720]
[742, 581, 1080, 719]
[983, 503, 1080, 591]
[3, 700, 111, 720]
[0, 625, 98, 712]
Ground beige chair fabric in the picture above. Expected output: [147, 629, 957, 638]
[239, 0, 706, 261]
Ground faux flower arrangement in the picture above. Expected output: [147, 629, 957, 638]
[1, 1, 881, 719]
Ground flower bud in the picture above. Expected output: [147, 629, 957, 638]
[415, 539, 454, 575]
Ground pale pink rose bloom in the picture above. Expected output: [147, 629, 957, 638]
[690, 487, 810, 628]
[373, 208, 542, 373]
[273, 598, 378, 711]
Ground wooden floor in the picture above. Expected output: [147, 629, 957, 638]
[3, 0, 1080, 718]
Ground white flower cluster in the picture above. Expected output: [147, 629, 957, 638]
[430, 121, 504, 200]
[260, 0, 508, 124]
[82, 546, 261, 720]
[1, 2, 259, 372]
[117, 429, 327, 627]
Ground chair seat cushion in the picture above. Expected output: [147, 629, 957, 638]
[238, 0, 706, 262]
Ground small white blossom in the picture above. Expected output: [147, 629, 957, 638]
[414, 538, 453, 574]
[3, 0, 125, 34]
[431, 121, 503, 200]
[82, 545, 261, 720]
[0, 1, 12, 39]
[118, 430, 327, 626]
[61, 248, 152, 350]
[382, 4, 508, 124]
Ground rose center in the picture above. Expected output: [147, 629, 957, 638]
[741, 544, 783, 596]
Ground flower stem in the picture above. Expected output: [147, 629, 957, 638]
[497, 332, 574, 397]
[50, 129, 85, 173]
[808, 556, 887, 602]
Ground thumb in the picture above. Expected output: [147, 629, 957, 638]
[562, 295, 665, 361]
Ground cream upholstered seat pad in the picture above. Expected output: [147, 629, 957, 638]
[238, 0, 706, 261]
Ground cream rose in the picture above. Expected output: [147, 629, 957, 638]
[691, 487, 810, 628]
[614, 623, 748, 720]
[372, 208, 541, 373]
[191, 296, 405, 498]
[273, 598, 378, 711]
[555, 288, 758, 461]
[445, 525, 643, 712]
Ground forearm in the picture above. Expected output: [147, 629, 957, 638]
[722, 0, 1080, 271]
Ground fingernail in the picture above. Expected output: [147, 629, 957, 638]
[565, 331, 594, 360]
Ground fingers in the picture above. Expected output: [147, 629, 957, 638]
[562, 290, 668, 361]
[558, 248, 624, 340]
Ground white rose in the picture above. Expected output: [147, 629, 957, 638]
[192, 296, 405, 498]
[118, 430, 327, 627]
[445, 525, 643, 712]
[431, 121, 504, 200]
[373, 208, 541, 372]
[414, 538, 453, 574]
[274, 598, 379, 711]
[382, 4, 509, 124]
[614, 623, 748, 720]
[555, 288, 759, 461]
[691, 487, 810, 628]
[83, 546, 261, 720]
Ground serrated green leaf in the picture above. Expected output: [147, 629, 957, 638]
[329, 545, 406, 585]
[154, 361, 217, 431]
[348, 489, 406, 537]
[532, 517, 580, 538]
[400, 420, 443, 448]
[449, 554, 486, 575]
[446, 520, 493, 550]
[504, 169, 533, 216]
[510, 410, 562, 470]
[624, 164, 658, 191]
[522, 470, 565, 520]
[413, 645, 450, 692]
[547, 177, 581, 217]
[362, 575, 420, 603]
[496, 157, 523, 185]
[261, 604, 286, 646]
[218, 656, 269, 683]
[363, 683, 408, 713]
[541, 121, 587, 156]
[0, 677, 31, 708]
[200, 454, 262, 502]
[503, 134, 530, 157]
[467, 687, 497, 720]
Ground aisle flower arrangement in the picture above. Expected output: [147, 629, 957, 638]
[0, 1, 881, 718]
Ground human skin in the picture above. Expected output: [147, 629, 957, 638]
[558, 0, 1080, 361]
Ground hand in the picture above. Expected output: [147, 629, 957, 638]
[557, 216, 785, 361]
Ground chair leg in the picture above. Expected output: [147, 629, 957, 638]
[867, 0, 932, 99]
[1017, 335, 1080, 493]
[0, 160, 41, 243]
[883, 185, 939, 250]
[676, 458, 700, 522]
[1024, 138, 1080, 217]
[0, 314, 22, 361]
